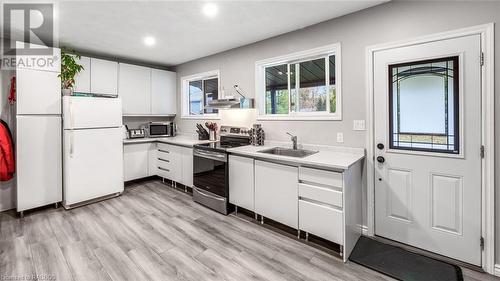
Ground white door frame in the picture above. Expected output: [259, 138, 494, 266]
[365, 23, 495, 273]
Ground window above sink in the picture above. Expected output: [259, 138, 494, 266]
[255, 43, 341, 121]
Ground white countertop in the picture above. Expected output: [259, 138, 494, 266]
[123, 136, 215, 147]
[227, 142, 365, 170]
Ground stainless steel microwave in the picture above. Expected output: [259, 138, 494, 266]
[148, 122, 175, 137]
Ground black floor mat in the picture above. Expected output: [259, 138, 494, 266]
[349, 236, 463, 281]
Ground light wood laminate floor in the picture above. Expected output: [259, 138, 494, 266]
[1, 178, 498, 281]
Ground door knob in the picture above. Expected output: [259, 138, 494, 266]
[377, 143, 384, 150]
[377, 156, 385, 163]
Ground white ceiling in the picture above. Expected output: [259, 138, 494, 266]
[58, 1, 386, 67]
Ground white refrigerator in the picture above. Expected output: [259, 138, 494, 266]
[16, 48, 63, 213]
[62, 96, 124, 208]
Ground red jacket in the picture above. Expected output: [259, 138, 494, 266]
[0, 120, 15, 181]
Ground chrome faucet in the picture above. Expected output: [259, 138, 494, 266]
[286, 132, 298, 150]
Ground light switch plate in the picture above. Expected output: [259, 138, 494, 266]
[337, 132, 344, 143]
[353, 120, 366, 131]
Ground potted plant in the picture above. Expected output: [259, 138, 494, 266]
[59, 49, 84, 96]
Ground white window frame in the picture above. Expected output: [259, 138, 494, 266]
[181, 70, 221, 119]
[255, 43, 342, 121]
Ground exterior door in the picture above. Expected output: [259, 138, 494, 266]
[373, 34, 482, 265]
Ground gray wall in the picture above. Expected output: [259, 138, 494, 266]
[174, 0, 500, 263]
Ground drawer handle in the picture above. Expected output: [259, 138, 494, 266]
[158, 167, 170, 172]
[299, 197, 343, 211]
[158, 149, 170, 153]
[158, 158, 170, 162]
[299, 180, 342, 191]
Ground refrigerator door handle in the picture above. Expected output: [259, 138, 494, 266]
[70, 130, 74, 158]
[69, 99, 74, 158]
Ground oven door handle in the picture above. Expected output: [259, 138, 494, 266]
[194, 187, 226, 202]
[193, 149, 227, 162]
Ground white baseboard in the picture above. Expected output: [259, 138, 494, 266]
[494, 264, 500, 277]
[361, 225, 369, 236]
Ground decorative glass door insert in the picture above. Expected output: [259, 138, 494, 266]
[389, 57, 459, 154]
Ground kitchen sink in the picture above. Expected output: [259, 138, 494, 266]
[258, 147, 318, 158]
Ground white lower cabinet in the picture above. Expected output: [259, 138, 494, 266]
[123, 143, 150, 181]
[229, 155, 254, 211]
[298, 167, 344, 245]
[148, 143, 157, 176]
[124, 142, 193, 185]
[299, 200, 343, 244]
[230, 157, 363, 262]
[255, 160, 298, 228]
[180, 147, 193, 187]
[156, 143, 181, 182]
[156, 143, 193, 187]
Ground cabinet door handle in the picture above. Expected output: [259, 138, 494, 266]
[158, 158, 170, 162]
[69, 130, 74, 158]
[158, 167, 170, 172]
[158, 149, 169, 153]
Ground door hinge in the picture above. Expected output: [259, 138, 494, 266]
[480, 237, 485, 249]
[480, 145, 485, 158]
[480, 52, 485, 66]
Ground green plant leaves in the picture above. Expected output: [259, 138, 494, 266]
[59, 48, 84, 89]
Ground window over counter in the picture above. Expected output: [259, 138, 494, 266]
[181, 70, 220, 119]
[255, 43, 341, 120]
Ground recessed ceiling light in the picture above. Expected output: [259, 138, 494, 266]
[143, 36, 156, 46]
[202, 3, 218, 18]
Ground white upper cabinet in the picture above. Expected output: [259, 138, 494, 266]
[119, 63, 151, 114]
[76, 56, 176, 116]
[73, 56, 91, 93]
[151, 69, 176, 115]
[119, 65, 177, 116]
[90, 58, 118, 96]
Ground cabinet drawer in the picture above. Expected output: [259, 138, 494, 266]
[299, 200, 343, 245]
[299, 183, 342, 208]
[157, 150, 172, 160]
[299, 167, 343, 189]
[157, 143, 172, 152]
[157, 143, 173, 160]
[157, 166, 173, 179]
[157, 157, 172, 170]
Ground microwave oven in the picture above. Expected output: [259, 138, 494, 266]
[148, 122, 175, 137]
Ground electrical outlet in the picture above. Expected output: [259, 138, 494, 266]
[353, 120, 365, 131]
[337, 132, 344, 143]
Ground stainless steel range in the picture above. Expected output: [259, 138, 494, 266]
[192, 126, 250, 214]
